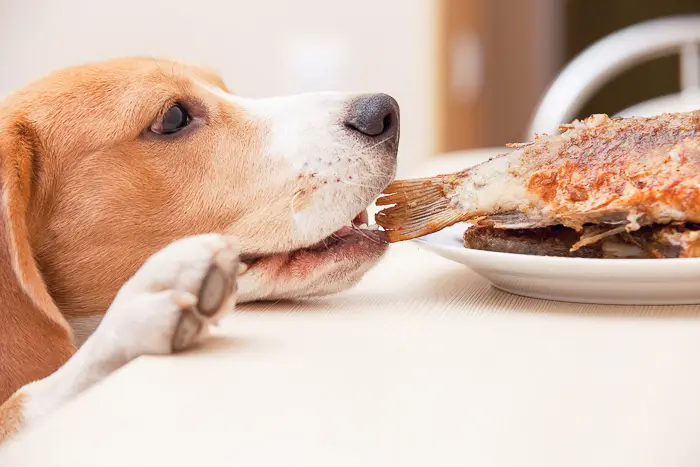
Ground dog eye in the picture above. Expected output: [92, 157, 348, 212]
[151, 103, 191, 135]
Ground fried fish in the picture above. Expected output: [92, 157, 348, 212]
[376, 111, 700, 257]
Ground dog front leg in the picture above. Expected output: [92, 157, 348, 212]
[0, 234, 240, 445]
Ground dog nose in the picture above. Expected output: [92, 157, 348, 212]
[344, 93, 399, 138]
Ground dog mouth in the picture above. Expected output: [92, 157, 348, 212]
[306, 210, 385, 250]
[238, 209, 387, 273]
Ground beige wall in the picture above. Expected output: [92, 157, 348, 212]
[0, 0, 436, 174]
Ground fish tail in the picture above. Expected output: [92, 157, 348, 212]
[376, 174, 466, 242]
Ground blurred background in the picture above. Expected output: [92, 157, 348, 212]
[1, 0, 700, 173]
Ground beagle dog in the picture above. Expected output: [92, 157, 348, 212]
[0, 57, 399, 443]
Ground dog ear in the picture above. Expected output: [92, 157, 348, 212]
[0, 115, 75, 401]
[0, 116, 71, 336]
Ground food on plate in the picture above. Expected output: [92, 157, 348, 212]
[462, 224, 700, 258]
[376, 111, 700, 258]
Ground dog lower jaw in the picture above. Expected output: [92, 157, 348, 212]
[232, 203, 391, 301]
[234, 227, 387, 301]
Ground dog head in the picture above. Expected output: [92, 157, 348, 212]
[0, 57, 399, 331]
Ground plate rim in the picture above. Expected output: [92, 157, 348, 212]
[415, 234, 700, 265]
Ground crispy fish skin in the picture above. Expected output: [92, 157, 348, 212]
[377, 111, 700, 242]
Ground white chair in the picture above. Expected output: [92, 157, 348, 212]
[528, 15, 700, 138]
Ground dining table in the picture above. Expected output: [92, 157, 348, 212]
[3, 148, 700, 467]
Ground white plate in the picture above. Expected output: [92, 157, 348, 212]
[416, 224, 700, 305]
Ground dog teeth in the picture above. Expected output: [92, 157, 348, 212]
[355, 223, 381, 231]
[237, 263, 250, 275]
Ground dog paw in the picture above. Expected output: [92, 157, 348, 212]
[98, 234, 239, 358]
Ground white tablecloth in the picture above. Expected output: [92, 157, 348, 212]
[4, 149, 700, 467]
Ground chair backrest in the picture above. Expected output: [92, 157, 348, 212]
[615, 90, 700, 118]
[527, 15, 700, 138]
